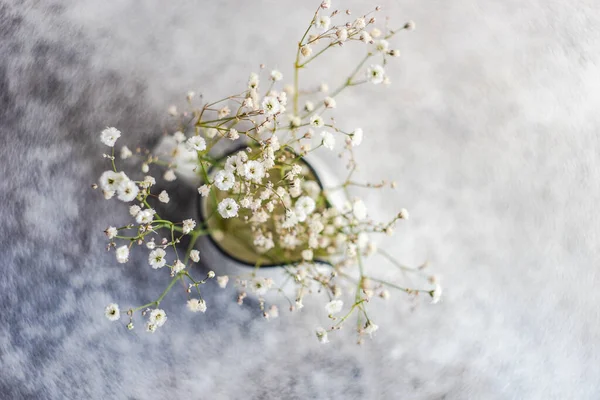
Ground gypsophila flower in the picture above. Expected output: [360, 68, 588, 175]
[364, 322, 379, 335]
[149, 309, 167, 327]
[149, 248, 166, 269]
[360, 31, 372, 43]
[218, 198, 239, 219]
[320, 131, 335, 150]
[146, 323, 157, 333]
[262, 96, 281, 115]
[214, 170, 235, 191]
[270, 70, 283, 81]
[336, 28, 348, 42]
[227, 128, 239, 140]
[116, 245, 129, 264]
[205, 127, 218, 138]
[248, 72, 259, 89]
[350, 128, 363, 147]
[173, 131, 186, 143]
[316, 15, 331, 31]
[302, 249, 314, 261]
[146, 239, 156, 250]
[104, 303, 120, 321]
[217, 275, 229, 288]
[355, 17, 366, 29]
[431, 283, 442, 304]
[117, 179, 139, 202]
[304, 101, 315, 112]
[398, 208, 409, 220]
[99, 170, 126, 192]
[198, 185, 210, 197]
[190, 249, 200, 263]
[186, 135, 206, 152]
[244, 160, 265, 183]
[105, 226, 118, 240]
[120, 145, 132, 159]
[207, 271, 215, 278]
[367, 64, 385, 84]
[164, 169, 177, 181]
[352, 199, 368, 220]
[100, 127, 121, 147]
[325, 299, 343, 315]
[310, 115, 324, 128]
[172, 260, 185, 274]
[158, 190, 170, 204]
[295, 196, 316, 218]
[301, 45, 313, 57]
[321, 0, 331, 9]
[323, 96, 336, 108]
[187, 298, 207, 313]
[136, 209, 155, 224]
[316, 327, 329, 343]
[182, 219, 196, 235]
[375, 39, 389, 52]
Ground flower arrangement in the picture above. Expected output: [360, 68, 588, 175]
[98, 1, 440, 343]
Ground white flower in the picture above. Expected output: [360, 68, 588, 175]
[100, 127, 121, 147]
[320, 131, 335, 150]
[115, 245, 129, 264]
[129, 205, 141, 217]
[173, 131, 186, 143]
[301, 45, 313, 57]
[316, 327, 329, 343]
[350, 128, 363, 147]
[270, 70, 283, 81]
[262, 96, 281, 115]
[105, 226, 118, 240]
[352, 199, 368, 220]
[288, 115, 301, 128]
[99, 170, 126, 192]
[182, 219, 196, 235]
[172, 260, 186, 274]
[190, 249, 200, 263]
[218, 198, 239, 219]
[310, 115, 324, 128]
[355, 17, 366, 29]
[146, 323, 157, 333]
[187, 298, 207, 313]
[227, 128, 239, 140]
[398, 208, 409, 220]
[248, 72, 259, 89]
[186, 135, 206, 152]
[303, 180, 321, 199]
[431, 284, 442, 304]
[321, 0, 331, 9]
[367, 65, 385, 84]
[158, 190, 170, 203]
[336, 28, 348, 42]
[148, 309, 167, 327]
[146, 239, 156, 249]
[148, 248, 166, 269]
[360, 31, 372, 43]
[364, 321, 379, 335]
[304, 101, 314, 112]
[325, 299, 343, 315]
[316, 15, 330, 31]
[198, 185, 210, 197]
[302, 249, 313, 261]
[187, 91, 196, 100]
[244, 160, 265, 182]
[141, 163, 149, 173]
[217, 275, 229, 288]
[323, 96, 336, 108]
[214, 170, 235, 191]
[251, 277, 274, 296]
[120, 145, 132, 159]
[205, 127, 218, 138]
[375, 39, 389, 52]
[117, 179, 139, 202]
[136, 209, 155, 224]
[208, 271, 215, 278]
[104, 303, 120, 321]
[295, 196, 316, 217]
[164, 169, 177, 182]
[282, 209, 299, 228]
[141, 175, 156, 188]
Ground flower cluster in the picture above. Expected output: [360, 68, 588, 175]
[98, 1, 439, 342]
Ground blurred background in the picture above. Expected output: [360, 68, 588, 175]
[2, 0, 599, 398]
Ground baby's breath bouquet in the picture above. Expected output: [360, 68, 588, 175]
[98, 1, 440, 343]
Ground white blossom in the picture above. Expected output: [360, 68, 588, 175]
[295, 196, 316, 218]
[105, 226, 118, 240]
[99, 171, 126, 192]
[325, 299, 343, 315]
[205, 127, 218, 138]
[146, 323, 157, 333]
[148, 309, 167, 327]
[173, 131, 186, 143]
[117, 179, 139, 202]
[214, 170, 235, 191]
[104, 303, 120, 321]
[431, 284, 442, 304]
[172, 260, 186, 274]
[321, 0, 331, 9]
[352, 199, 368, 220]
[270, 70, 283, 81]
[262, 96, 281, 115]
[148, 248, 166, 269]
[248, 72, 259, 89]
[115, 245, 129, 264]
[350, 128, 363, 147]
[316, 327, 329, 343]
[158, 190, 170, 204]
[323, 96, 336, 108]
[129, 205, 141, 217]
[217, 275, 229, 288]
[367, 65, 385, 84]
[336, 28, 348, 42]
[355, 17, 366, 29]
[304, 101, 314, 112]
[136, 209, 155, 224]
[302, 249, 313, 261]
[164, 169, 177, 182]
[244, 160, 265, 183]
[398, 208, 409, 220]
[120, 145, 132, 159]
[100, 127, 121, 147]
[198, 185, 210, 197]
[316, 15, 331, 31]
[190, 249, 200, 263]
[364, 321, 379, 335]
[218, 198, 239, 219]
[182, 219, 196, 235]
[187, 298, 207, 313]
[186, 135, 206, 152]
[320, 131, 335, 150]
[375, 39, 389, 52]
[310, 115, 324, 128]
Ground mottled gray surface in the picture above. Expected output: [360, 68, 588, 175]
[2, 0, 600, 399]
